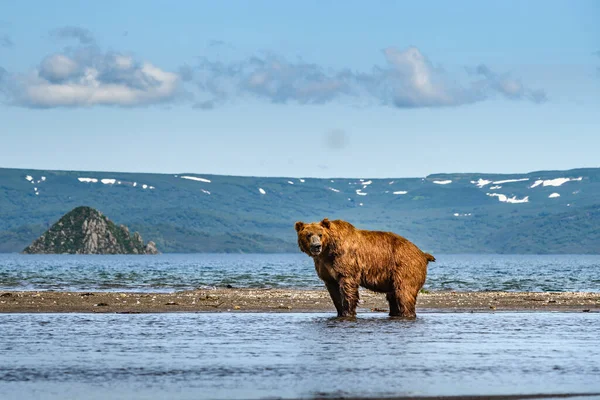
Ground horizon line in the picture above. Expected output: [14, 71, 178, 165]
[1, 165, 599, 181]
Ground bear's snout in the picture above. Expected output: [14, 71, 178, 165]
[309, 236, 322, 255]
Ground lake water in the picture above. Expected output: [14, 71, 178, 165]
[2, 254, 600, 399]
[1, 253, 599, 293]
[1, 312, 599, 399]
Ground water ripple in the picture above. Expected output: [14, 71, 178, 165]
[0, 253, 599, 292]
[0, 313, 599, 399]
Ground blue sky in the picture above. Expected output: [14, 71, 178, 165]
[1, 0, 599, 178]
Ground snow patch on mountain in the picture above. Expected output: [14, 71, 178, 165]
[531, 177, 582, 188]
[181, 176, 211, 183]
[78, 177, 98, 183]
[471, 179, 492, 188]
[487, 193, 529, 203]
[493, 178, 529, 184]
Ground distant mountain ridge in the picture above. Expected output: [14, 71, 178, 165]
[1, 166, 599, 254]
[22, 206, 159, 255]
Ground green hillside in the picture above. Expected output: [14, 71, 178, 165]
[1, 167, 599, 253]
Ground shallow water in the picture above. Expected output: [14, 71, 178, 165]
[1, 253, 599, 292]
[1, 312, 599, 399]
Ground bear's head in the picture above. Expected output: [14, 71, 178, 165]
[294, 218, 331, 257]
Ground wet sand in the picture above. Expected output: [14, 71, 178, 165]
[1, 288, 599, 313]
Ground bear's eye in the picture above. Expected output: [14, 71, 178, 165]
[319, 234, 322, 238]
[306, 234, 311, 239]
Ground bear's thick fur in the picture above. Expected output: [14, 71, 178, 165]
[295, 218, 435, 318]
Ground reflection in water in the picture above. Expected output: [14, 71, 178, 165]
[0, 312, 599, 399]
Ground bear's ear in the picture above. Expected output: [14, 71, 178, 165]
[294, 221, 305, 232]
[320, 218, 331, 229]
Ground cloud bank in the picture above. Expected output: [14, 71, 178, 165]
[191, 46, 547, 109]
[0, 27, 547, 109]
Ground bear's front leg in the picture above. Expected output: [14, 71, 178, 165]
[338, 277, 359, 317]
[386, 292, 401, 317]
[324, 281, 344, 317]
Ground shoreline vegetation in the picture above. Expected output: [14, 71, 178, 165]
[0, 289, 599, 314]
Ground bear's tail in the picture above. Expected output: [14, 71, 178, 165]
[424, 253, 436, 262]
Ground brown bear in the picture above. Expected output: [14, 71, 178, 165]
[295, 218, 435, 318]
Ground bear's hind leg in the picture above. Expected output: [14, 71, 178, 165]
[394, 288, 417, 319]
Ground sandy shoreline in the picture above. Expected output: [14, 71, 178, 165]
[1, 288, 599, 313]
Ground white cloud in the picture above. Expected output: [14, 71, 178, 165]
[9, 48, 180, 108]
[113, 55, 134, 70]
[39, 54, 80, 82]
[24, 63, 178, 107]
[372, 46, 481, 107]
[191, 46, 545, 109]
[470, 64, 547, 103]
